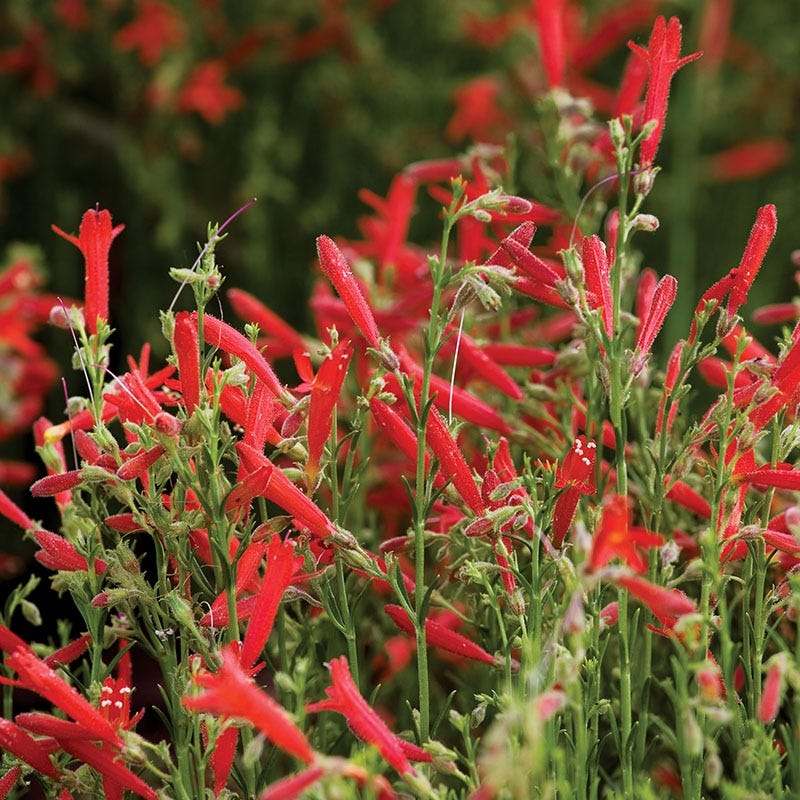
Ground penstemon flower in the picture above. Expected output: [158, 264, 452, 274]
[51, 207, 124, 334]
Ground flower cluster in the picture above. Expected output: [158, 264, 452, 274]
[0, 9, 798, 800]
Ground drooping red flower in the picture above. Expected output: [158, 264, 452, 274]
[306, 655, 414, 775]
[240, 536, 303, 670]
[51, 208, 124, 334]
[552, 436, 597, 547]
[0, 719, 61, 779]
[615, 574, 697, 630]
[183, 644, 316, 764]
[6, 648, 122, 747]
[304, 339, 354, 485]
[588, 494, 664, 573]
[227, 287, 308, 357]
[177, 59, 244, 125]
[384, 604, 497, 667]
[629, 17, 702, 167]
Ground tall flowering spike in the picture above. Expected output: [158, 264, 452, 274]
[316, 235, 398, 370]
[634, 274, 678, 369]
[533, 0, 565, 88]
[384, 604, 497, 667]
[240, 535, 302, 670]
[552, 436, 597, 548]
[173, 311, 201, 414]
[581, 235, 613, 335]
[629, 17, 702, 167]
[727, 204, 778, 317]
[588, 494, 664, 573]
[6, 647, 121, 747]
[51, 208, 124, 334]
[305, 339, 354, 486]
[306, 655, 414, 775]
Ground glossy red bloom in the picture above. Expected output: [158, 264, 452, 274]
[552, 436, 597, 547]
[384, 604, 497, 667]
[727, 204, 777, 317]
[758, 656, 787, 724]
[183, 644, 316, 764]
[173, 311, 201, 414]
[240, 536, 303, 670]
[177, 60, 244, 125]
[196, 312, 284, 397]
[6, 648, 121, 747]
[307, 655, 414, 775]
[634, 274, 677, 369]
[615, 574, 697, 630]
[52, 208, 124, 334]
[588, 494, 664, 573]
[304, 339, 354, 485]
[316, 235, 398, 370]
[532, 0, 566, 88]
[629, 17, 702, 166]
[581, 235, 613, 336]
[0, 719, 61, 778]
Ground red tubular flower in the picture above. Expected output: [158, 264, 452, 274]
[706, 140, 791, 183]
[236, 442, 337, 539]
[552, 436, 597, 548]
[260, 766, 327, 800]
[533, 0, 565, 88]
[665, 479, 711, 518]
[758, 657, 787, 724]
[629, 16, 702, 167]
[634, 274, 677, 365]
[581, 235, 613, 336]
[612, 49, 650, 117]
[44, 633, 92, 670]
[752, 303, 799, 325]
[0, 766, 21, 799]
[173, 311, 201, 414]
[316, 235, 397, 369]
[30, 469, 84, 497]
[305, 339, 353, 485]
[588, 495, 664, 573]
[240, 536, 303, 670]
[183, 644, 315, 764]
[440, 330, 523, 400]
[446, 76, 509, 143]
[423, 403, 486, 516]
[369, 397, 429, 473]
[307, 655, 414, 775]
[227, 287, 308, 357]
[0, 719, 61, 778]
[33, 529, 107, 573]
[197, 312, 284, 397]
[727, 204, 778, 317]
[656, 341, 684, 437]
[615, 574, 697, 629]
[384, 604, 496, 667]
[6, 648, 121, 747]
[51, 208, 124, 334]
[0, 487, 35, 530]
[117, 444, 165, 481]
